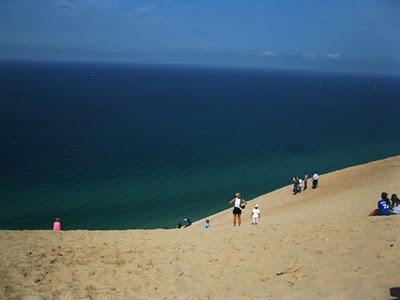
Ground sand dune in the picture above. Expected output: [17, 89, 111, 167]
[1, 156, 400, 300]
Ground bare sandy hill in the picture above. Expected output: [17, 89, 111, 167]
[1, 155, 399, 300]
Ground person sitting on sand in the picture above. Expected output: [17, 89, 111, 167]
[204, 219, 210, 229]
[183, 218, 192, 228]
[390, 194, 400, 215]
[377, 192, 391, 216]
[251, 204, 260, 225]
[229, 192, 246, 226]
[53, 217, 62, 231]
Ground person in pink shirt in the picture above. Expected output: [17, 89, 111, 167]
[53, 217, 62, 231]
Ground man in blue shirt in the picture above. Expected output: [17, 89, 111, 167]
[377, 192, 391, 216]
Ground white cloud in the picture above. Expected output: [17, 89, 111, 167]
[261, 50, 277, 57]
[302, 52, 318, 60]
[326, 53, 341, 59]
[129, 15, 166, 26]
[125, 5, 163, 24]
[56, 0, 119, 14]
[128, 5, 156, 16]
[56, 0, 73, 10]
[302, 52, 341, 60]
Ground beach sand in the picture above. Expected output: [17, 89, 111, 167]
[1, 156, 399, 300]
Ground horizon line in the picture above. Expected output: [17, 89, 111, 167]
[1, 58, 399, 78]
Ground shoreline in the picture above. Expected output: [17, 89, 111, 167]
[1, 155, 400, 299]
[0, 154, 398, 231]
[193, 154, 399, 227]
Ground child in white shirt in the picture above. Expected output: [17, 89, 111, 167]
[251, 204, 261, 225]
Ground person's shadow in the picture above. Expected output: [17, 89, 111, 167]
[390, 287, 400, 299]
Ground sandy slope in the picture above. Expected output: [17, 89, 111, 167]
[1, 156, 400, 300]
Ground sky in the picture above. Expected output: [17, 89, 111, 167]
[0, 0, 399, 74]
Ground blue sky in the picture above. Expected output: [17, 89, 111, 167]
[1, 0, 399, 74]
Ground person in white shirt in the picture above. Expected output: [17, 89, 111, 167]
[391, 194, 400, 215]
[229, 192, 246, 226]
[297, 178, 303, 193]
[251, 204, 260, 225]
[312, 172, 319, 189]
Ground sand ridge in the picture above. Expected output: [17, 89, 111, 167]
[1, 156, 400, 299]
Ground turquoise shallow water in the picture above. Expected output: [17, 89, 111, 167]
[0, 62, 399, 229]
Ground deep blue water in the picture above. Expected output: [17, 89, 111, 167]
[1, 61, 399, 229]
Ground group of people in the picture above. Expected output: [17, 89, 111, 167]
[53, 174, 399, 232]
[52, 171, 321, 231]
[177, 218, 192, 228]
[374, 192, 400, 216]
[228, 172, 322, 228]
[292, 172, 319, 195]
[229, 192, 260, 226]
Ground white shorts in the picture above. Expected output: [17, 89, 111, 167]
[252, 217, 259, 224]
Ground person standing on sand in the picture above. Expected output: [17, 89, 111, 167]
[312, 172, 319, 189]
[297, 178, 303, 193]
[229, 192, 246, 226]
[292, 176, 299, 195]
[303, 174, 308, 190]
[251, 204, 260, 225]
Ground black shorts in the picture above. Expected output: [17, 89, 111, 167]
[233, 207, 242, 215]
